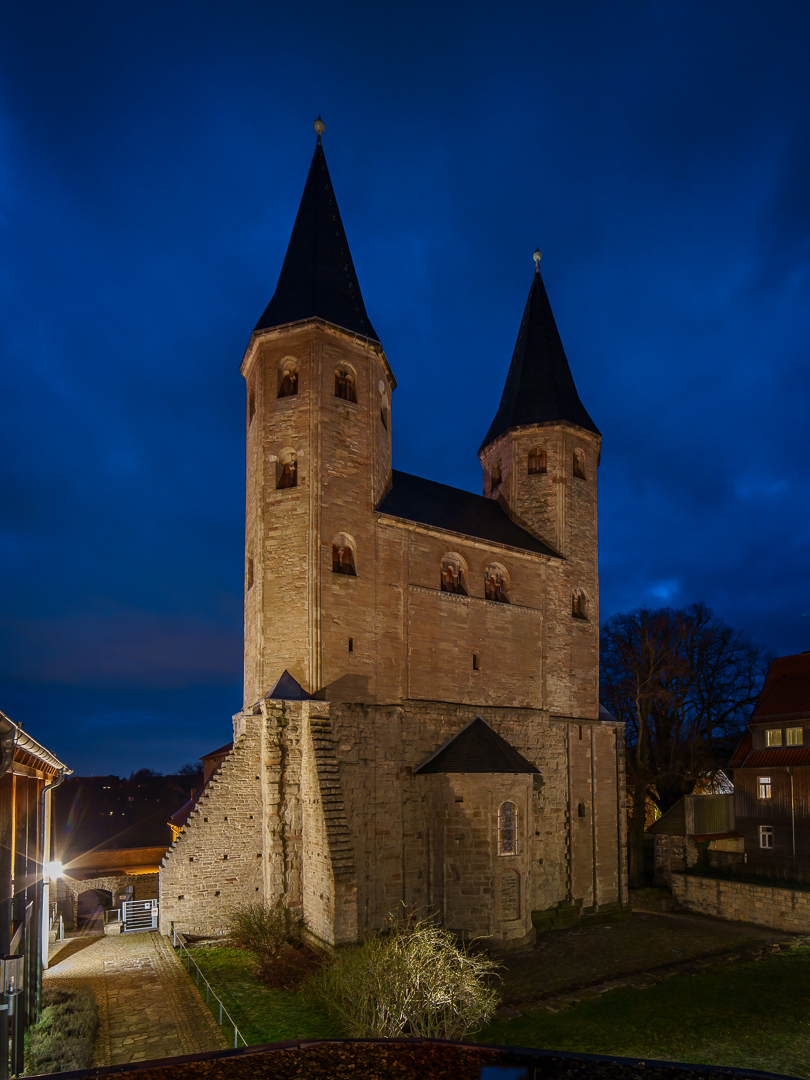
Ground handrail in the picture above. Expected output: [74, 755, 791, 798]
[171, 926, 247, 1049]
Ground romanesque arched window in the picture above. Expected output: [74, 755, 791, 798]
[573, 449, 586, 480]
[498, 801, 518, 856]
[440, 553, 467, 595]
[572, 589, 588, 620]
[278, 359, 298, 398]
[335, 366, 357, 403]
[332, 534, 357, 576]
[485, 563, 510, 603]
[528, 447, 546, 474]
[276, 450, 297, 489]
[491, 460, 502, 491]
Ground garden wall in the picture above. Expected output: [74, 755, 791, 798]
[671, 872, 810, 933]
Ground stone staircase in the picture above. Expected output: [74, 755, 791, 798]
[309, 718, 356, 881]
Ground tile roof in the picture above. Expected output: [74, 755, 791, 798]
[480, 268, 599, 452]
[254, 140, 379, 343]
[415, 716, 539, 775]
[376, 470, 559, 557]
[735, 747, 810, 769]
[727, 727, 752, 769]
[201, 742, 232, 761]
[752, 671, 810, 722]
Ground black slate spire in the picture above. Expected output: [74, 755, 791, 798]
[480, 264, 599, 451]
[254, 121, 379, 342]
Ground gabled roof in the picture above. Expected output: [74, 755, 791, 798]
[415, 716, 539, 775]
[201, 742, 232, 762]
[481, 268, 599, 452]
[265, 669, 314, 701]
[750, 653, 810, 722]
[376, 470, 559, 558]
[254, 138, 379, 343]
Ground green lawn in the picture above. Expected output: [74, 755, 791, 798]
[188, 943, 810, 1079]
[481, 947, 810, 1079]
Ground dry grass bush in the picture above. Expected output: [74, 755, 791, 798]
[309, 914, 500, 1040]
[27, 985, 98, 1074]
[227, 899, 304, 981]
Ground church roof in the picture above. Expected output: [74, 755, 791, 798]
[265, 670, 314, 701]
[254, 136, 380, 343]
[480, 267, 599, 452]
[415, 716, 539, 774]
[376, 470, 559, 558]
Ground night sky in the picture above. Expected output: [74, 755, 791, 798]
[2, 2, 808, 777]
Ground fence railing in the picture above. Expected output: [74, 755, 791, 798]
[171, 926, 247, 1049]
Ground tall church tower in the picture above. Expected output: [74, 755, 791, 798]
[479, 253, 601, 718]
[240, 120, 396, 706]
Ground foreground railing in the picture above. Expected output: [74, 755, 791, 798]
[171, 926, 247, 1049]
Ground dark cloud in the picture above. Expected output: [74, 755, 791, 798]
[1, 0, 808, 773]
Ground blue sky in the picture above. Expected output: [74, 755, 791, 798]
[1, 1, 808, 774]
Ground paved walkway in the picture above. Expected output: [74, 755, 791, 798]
[45, 931, 226, 1067]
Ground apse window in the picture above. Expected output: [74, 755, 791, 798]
[334, 367, 358, 403]
[498, 801, 518, 856]
[757, 776, 772, 800]
[276, 451, 297, 489]
[765, 729, 782, 747]
[786, 727, 803, 746]
[759, 825, 774, 849]
[528, 447, 546, 474]
[573, 449, 586, 479]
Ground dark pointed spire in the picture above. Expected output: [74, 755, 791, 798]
[264, 669, 313, 701]
[480, 260, 599, 451]
[254, 118, 380, 342]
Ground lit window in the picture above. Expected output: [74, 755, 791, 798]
[498, 801, 518, 856]
[766, 729, 782, 747]
[758, 776, 772, 800]
[759, 825, 774, 849]
[786, 727, 803, 746]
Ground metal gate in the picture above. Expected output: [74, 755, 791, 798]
[121, 899, 159, 932]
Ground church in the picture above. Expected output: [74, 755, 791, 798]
[160, 120, 628, 949]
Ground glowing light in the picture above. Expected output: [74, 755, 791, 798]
[44, 861, 63, 879]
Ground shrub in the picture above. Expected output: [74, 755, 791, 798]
[309, 914, 500, 1040]
[227, 899, 303, 980]
[28, 985, 98, 1074]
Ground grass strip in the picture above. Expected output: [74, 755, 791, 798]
[187, 946, 342, 1045]
[478, 946, 810, 1079]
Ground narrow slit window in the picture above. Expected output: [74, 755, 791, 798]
[246, 557, 254, 590]
[498, 801, 518, 856]
[348, 637, 354, 653]
[473, 653, 479, 671]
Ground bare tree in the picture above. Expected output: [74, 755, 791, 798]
[600, 602, 770, 888]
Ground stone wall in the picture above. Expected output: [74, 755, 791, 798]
[51, 873, 158, 929]
[671, 872, 810, 933]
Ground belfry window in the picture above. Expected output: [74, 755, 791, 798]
[485, 564, 509, 603]
[572, 589, 588, 620]
[573, 449, 586, 480]
[335, 367, 357, 403]
[248, 388, 256, 423]
[498, 801, 518, 856]
[278, 363, 298, 398]
[528, 447, 546, 474]
[332, 539, 357, 576]
[440, 554, 467, 595]
[276, 451, 297, 490]
[491, 460, 502, 490]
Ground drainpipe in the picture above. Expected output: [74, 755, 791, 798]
[789, 767, 796, 862]
[36, 768, 67, 1015]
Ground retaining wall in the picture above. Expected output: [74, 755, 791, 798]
[671, 872, 810, 933]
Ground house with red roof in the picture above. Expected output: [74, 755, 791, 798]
[728, 651, 810, 865]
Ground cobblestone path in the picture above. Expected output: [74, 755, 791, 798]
[45, 931, 226, 1066]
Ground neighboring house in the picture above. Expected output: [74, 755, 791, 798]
[51, 846, 167, 931]
[160, 121, 628, 950]
[0, 709, 71, 1077]
[728, 651, 810, 864]
[168, 743, 232, 842]
[647, 794, 741, 886]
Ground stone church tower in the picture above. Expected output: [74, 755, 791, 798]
[160, 122, 627, 949]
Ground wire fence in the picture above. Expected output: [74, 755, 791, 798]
[171, 925, 248, 1049]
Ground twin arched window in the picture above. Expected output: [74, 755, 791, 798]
[276, 450, 297, 489]
[498, 801, 518, 856]
[332, 534, 357, 576]
[440, 554, 467, 595]
[335, 367, 357, 403]
[485, 563, 510, 604]
[528, 447, 546, 474]
[572, 589, 588, 620]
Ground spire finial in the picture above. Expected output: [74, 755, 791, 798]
[314, 115, 325, 144]
[533, 248, 541, 272]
